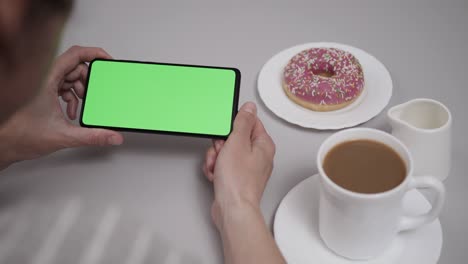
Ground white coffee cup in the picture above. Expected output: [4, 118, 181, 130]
[316, 128, 445, 260]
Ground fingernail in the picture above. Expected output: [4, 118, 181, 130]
[108, 135, 122, 146]
[243, 102, 257, 114]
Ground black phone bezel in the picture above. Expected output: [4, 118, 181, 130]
[79, 59, 240, 140]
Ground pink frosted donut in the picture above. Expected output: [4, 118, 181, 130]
[283, 48, 365, 111]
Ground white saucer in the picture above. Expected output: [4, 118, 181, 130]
[258, 42, 393, 130]
[274, 174, 442, 264]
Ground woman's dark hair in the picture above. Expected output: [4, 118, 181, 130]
[0, 0, 73, 71]
[26, 0, 73, 23]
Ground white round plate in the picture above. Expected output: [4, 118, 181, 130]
[258, 42, 393, 130]
[274, 175, 442, 264]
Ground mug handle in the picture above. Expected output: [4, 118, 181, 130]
[398, 176, 446, 232]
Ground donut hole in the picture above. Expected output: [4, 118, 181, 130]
[312, 69, 335, 78]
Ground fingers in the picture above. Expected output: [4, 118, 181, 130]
[65, 126, 124, 147]
[61, 80, 85, 98]
[212, 139, 225, 153]
[228, 102, 257, 149]
[203, 139, 224, 181]
[60, 90, 79, 120]
[71, 80, 85, 98]
[252, 118, 276, 159]
[203, 146, 217, 182]
[60, 77, 86, 120]
[52, 46, 112, 79]
[65, 63, 88, 83]
[60, 63, 88, 99]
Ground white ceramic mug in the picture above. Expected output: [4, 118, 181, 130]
[388, 98, 452, 181]
[316, 128, 445, 260]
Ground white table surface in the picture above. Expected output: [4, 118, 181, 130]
[1, 0, 467, 263]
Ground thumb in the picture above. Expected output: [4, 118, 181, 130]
[64, 126, 124, 147]
[229, 102, 257, 147]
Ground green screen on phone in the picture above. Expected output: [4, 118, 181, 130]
[81, 59, 240, 138]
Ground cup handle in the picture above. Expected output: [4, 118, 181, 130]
[397, 176, 446, 232]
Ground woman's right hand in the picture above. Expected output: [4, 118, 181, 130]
[202, 102, 284, 264]
[202, 102, 276, 228]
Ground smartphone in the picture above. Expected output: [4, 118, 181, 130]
[80, 59, 240, 139]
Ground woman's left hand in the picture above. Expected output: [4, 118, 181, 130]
[0, 46, 123, 169]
